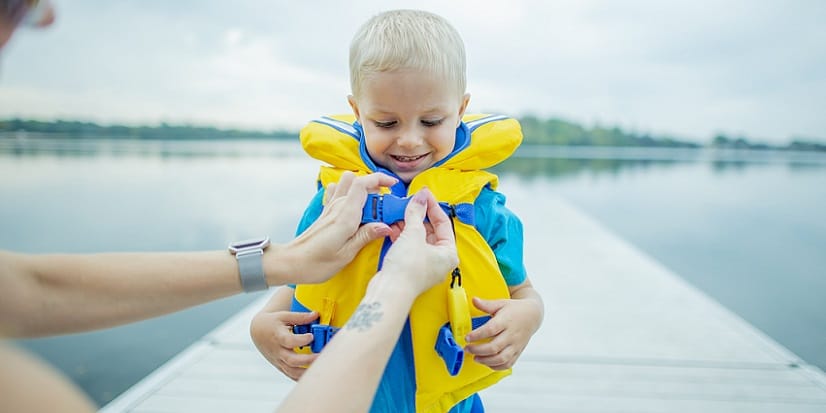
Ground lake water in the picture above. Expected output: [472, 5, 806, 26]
[2, 138, 825, 406]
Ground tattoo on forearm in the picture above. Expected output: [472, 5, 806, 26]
[346, 302, 383, 332]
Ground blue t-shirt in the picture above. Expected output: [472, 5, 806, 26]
[292, 186, 526, 413]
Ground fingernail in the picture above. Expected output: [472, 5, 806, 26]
[411, 189, 427, 205]
[373, 225, 391, 237]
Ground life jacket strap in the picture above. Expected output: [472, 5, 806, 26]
[361, 193, 475, 225]
[293, 315, 491, 358]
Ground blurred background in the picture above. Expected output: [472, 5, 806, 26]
[1, 0, 824, 407]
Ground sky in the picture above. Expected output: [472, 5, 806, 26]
[1, 0, 825, 144]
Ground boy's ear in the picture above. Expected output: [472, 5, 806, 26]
[347, 95, 361, 119]
[458, 93, 471, 124]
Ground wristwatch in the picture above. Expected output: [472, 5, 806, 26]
[228, 236, 271, 292]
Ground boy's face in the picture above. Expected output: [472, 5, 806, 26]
[349, 69, 470, 183]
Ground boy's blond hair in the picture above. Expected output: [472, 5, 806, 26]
[349, 9, 466, 99]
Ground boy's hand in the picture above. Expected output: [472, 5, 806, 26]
[464, 294, 543, 370]
[250, 310, 320, 381]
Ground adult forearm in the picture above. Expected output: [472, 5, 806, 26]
[0, 343, 96, 413]
[276, 276, 417, 413]
[276, 188, 455, 413]
[0, 250, 254, 337]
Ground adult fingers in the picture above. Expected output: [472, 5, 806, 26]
[354, 172, 398, 192]
[323, 173, 397, 222]
[332, 171, 356, 200]
[402, 189, 430, 232]
[424, 190, 455, 246]
[388, 222, 404, 242]
[324, 182, 337, 205]
[339, 222, 391, 259]
[342, 173, 398, 207]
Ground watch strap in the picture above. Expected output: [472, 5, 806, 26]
[236, 249, 268, 292]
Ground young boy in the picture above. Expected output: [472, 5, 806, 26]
[251, 9, 543, 413]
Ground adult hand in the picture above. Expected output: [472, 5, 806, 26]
[374, 188, 458, 296]
[276, 172, 397, 285]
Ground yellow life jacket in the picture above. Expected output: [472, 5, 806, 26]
[294, 114, 522, 412]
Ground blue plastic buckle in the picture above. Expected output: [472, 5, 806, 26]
[435, 324, 464, 376]
[361, 193, 411, 225]
[292, 324, 312, 335]
[309, 324, 339, 353]
[292, 322, 338, 353]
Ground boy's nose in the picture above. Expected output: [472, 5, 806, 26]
[396, 128, 423, 148]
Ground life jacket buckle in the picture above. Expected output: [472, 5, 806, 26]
[292, 323, 314, 335]
[293, 323, 339, 353]
[360, 193, 411, 225]
[360, 193, 469, 226]
[310, 324, 339, 353]
[435, 323, 464, 376]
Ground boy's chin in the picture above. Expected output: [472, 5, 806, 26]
[396, 173, 415, 184]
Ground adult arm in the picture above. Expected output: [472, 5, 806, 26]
[276, 188, 458, 413]
[0, 343, 96, 413]
[0, 172, 397, 337]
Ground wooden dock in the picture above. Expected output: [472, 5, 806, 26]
[101, 195, 826, 412]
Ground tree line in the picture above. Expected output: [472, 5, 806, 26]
[0, 119, 294, 140]
[1, 116, 824, 151]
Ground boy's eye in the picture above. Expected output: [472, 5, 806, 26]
[374, 121, 397, 128]
[421, 119, 444, 127]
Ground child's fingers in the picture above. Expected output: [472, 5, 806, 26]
[281, 365, 308, 381]
[281, 332, 314, 349]
[465, 333, 506, 357]
[280, 351, 319, 369]
[471, 297, 507, 315]
[471, 346, 518, 371]
[280, 362, 315, 381]
[465, 317, 505, 343]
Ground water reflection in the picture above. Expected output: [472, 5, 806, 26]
[2, 138, 825, 404]
[0, 135, 303, 158]
[493, 145, 826, 180]
[494, 156, 683, 180]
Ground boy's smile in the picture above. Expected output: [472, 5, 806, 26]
[349, 69, 469, 183]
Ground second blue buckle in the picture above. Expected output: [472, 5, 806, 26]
[435, 324, 464, 376]
[309, 324, 339, 353]
[293, 323, 339, 353]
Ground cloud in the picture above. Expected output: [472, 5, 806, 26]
[1, 0, 824, 143]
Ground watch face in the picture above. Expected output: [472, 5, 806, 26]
[229, 236, 270, 252]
